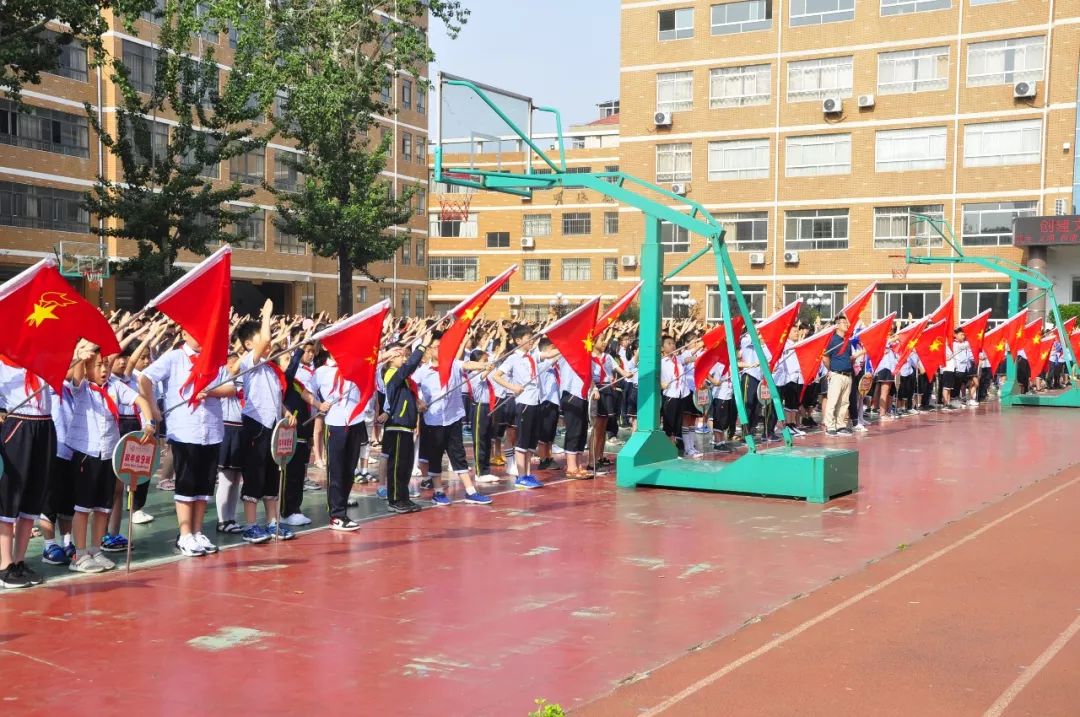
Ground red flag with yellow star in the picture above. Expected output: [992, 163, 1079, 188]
[755, 300, 801, 372]
[914, 319, 949, 380]
[594, 281, 643, 337]
[437, 264, 517, 386]
[0, 257, 120, 392]
[892, 317, 928, 372]
[793, 326, 835, 399]
[1001, 310, 1028, 359]
[542, 296, 600, 390]
[838, 283, 876, 349]
[1019, 319, 1052, 378]
[958, 309, 992, 360]
[310, 300, 391, 421]
[1068, 321, 1080, 366]
[694, 314, 746, 390]
[854, 312, 896, 371]
[982, 321, 1010, 376]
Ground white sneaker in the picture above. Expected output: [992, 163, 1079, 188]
[476, 474, 501, 484]
[411, 466, 422, 477]
[551, 445, 565, 454]
[283, 513, 312, 526]
[966, 399, 979, 406]
[176, 534, 206, 557]
[854, 424, 869, 433]
[194, 533, 219, 554]
[92, 551, 116, 571]
[131, 509, 155, 525]
[69, 554, 105, 573]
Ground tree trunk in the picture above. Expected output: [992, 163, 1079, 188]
[337, 242, 353, 317]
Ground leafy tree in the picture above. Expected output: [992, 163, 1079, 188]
[84, 0, 278, 294]
[270, 0, 468, 316]
[1, 0, 150, 101]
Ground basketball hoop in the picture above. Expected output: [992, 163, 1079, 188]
[438, 195, 473, 223]
[82, 267, 103, 289]
[888, 255, 910, 280]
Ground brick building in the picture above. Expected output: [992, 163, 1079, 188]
[0, 6, 429, 316]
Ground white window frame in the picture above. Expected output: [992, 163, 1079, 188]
[658, 7, 694, 40]
[961, 201, 1037, 247]
[875, 126, 947, 172]
[785, 134, 851, 177]
[784, 209, 850, 251]
[877, 46, 949, 95]
[428, 212, 478, 238]
[707, 284, 766, 322]
[561, 258, 592, 281]
[960, 282, 1010, 326]
[661, 221, 691, 253]
[789, 0, 854, 26]
[963, 119, 1041, 168]
[787, 56, 854, 102]
[874, 283, 943, 324]
[523, 258, 551, 281]
[427, 256, 479, 282]
[656, 143, 693, 183]
[872, 205, 945, 250]
[663, 284, 694, 319]
[880, 0, 950, 16]
[708, 138, 769, 181]
[783, 284, 847, 317]
[710, 0, 772, 35]
[710, 64, 771, 108]
[717, 212, 768, 252]
[656, 71, 694, 113]
[966, 36, 1045, 88]
[522, 213, 552, 237]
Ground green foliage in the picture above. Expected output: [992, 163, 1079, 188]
[269, 0, 468, 315]
[84, 0, 277, 294]
[1057, 303, 1080, 323]
[0, 0, 151, 101]
[528, 699, 566, 717]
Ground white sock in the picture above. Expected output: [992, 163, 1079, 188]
[62, 533, 72, 547]
[43, 538, 57, 549]
[215, 470, 240, 522]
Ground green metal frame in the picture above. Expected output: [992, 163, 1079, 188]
[435, 78, 859, 502]
[905, 214, 1080, 407]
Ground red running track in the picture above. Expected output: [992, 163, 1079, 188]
[1, 403, 1078, 716]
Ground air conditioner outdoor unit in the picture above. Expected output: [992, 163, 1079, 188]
[748, 252, 766, 266]
[671, 182, 689, 195]
[520, 236, 535, 249]
[857, 94, 875, 108]
[822, 97, 842, 114]
[783, 250, 800, 264]
[508, 296, 522, 306]
[1014, 81, 1036, 99]
[621, 255, 639, 268]
[654, 111, 672, 127]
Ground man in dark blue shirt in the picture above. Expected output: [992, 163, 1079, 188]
[823, 316, 865, 436]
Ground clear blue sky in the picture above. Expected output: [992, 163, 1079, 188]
[429, 0, 621, 129]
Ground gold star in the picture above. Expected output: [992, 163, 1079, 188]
[25, 302, 59, 327]
[996, 340, 1006, 351]
[929, 338, 943, 352]
[583, 333, 594, 352]
[462, 306, 478, 321]
[907, 339, 918, 350]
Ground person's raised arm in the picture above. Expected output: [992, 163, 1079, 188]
[249, 299, 273, 362]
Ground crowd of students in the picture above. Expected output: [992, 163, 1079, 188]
[0, 303, 1064, 589]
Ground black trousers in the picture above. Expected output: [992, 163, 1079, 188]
[472, 401, 494, 473]
[919, 373, 933, 407]
[326, 424, 367, 519]
[383, 428, 415, 504]
[282, 440, 310, 518]
[977, 367, 992, 401]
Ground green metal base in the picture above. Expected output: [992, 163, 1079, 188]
[1003, 388, 1080, 408]
[616, 430, 858, 503]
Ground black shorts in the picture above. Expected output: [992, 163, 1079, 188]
[898, 373, 916, 400]
[118, 416, 141, 438]
[802, 381, 820, 409]
[875, 369, 895, 382]
[419, 419, 469, 474]
[781, 382, 801, 411]
[560, 392, 588, 454]
[72, 451, 115, 513]
[170, 440, 219, 503]
[219, 422, 244, 470]
[661, 395, 683, 437]
[0, 415, 55, 522]
[41, 455, 75, 522]
[496, 397, 517, 428]
[514, 403, 540, 451]
[940, 371, 957, 390]
[595, 389, 617, 419]
[538, 401, 560, 443]
[241, 415, 280, 502]
[624, 384, 638, 418]
[680, 393, 701, 417]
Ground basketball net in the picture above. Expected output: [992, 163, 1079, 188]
[82, 267, 103, 289]
[438, 194, 473, 223]
[890, 262, 910, 280]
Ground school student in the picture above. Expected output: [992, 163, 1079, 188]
[67, 345, 156, 573]
[535, 337, 562, 472]
[466, 349, 500, 483]
[558, 354, 592, 479]
[707, 362, 736, 451]
[215, 354, 244, 533]
[382, 337, 430, 514]
[38, 379, 76, 568]
[659, 334, 693, 454]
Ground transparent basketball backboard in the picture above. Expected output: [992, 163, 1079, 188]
[436, 71, 534, 174]
[57, 240, 109, 279]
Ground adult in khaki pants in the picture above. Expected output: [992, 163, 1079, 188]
[822, 316, 865, 436]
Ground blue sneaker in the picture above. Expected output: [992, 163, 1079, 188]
[462, 491, 492, 505]
[265, 523, 295, 541]
[431, 491, 451, 507]
[41, 543, 69, 565]
[241, 524, 271, 544]
[100, 533, 128, 553]
[63, 543, 76, 561]
[515, 474, 544, 490]
[376, 486, 388, 500]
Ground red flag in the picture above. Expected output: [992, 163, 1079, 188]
[893, 318, 929, 371]
[542, 297, 601, 389]
[594, 281, 642, 336]
[437, 265, 517, 386]
[998, 310, 1028, 358]
[982, 322, 1010, 376]
[839, 282, 876, 331]
[0, 257, 120, 393]
[310, 300, 391, 421]
[793, 326, 834, 398]
[914, 319, 949, 380]
[959, 309, 992, 360]
[927, 295, 955, 347]
[1026, 328, 1054, 380]
[755, 300, 801, 372]
[1069, 323, 1080, 366]
[855, 313, 895, 371]
[694, 314, 746, 390]
[147, 246, 231, 403]
[1062, 316, 1077, 335]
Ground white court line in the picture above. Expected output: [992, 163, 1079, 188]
[982, 613, 1080, 717]
[637, 473, 1080, 717]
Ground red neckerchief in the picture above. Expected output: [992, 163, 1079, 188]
[236, 387, 245, 407]
[267, 360, 288, 396]
[592, 356, 607, 384]
[0, 355, 43, 408]
[178, 349, 202, 406]
[670, 355, 681, 380]
[524, 352, 537, 379]
[89, 382, 120, 426]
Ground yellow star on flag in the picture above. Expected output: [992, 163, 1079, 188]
[25, 302, 59, 327]
[583, 333, 594, 352]
[929, 338, 943, 352]
[462, 306, 478, 321]
[995, 340, 1006, 352]
[906, 339, 918, 350]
